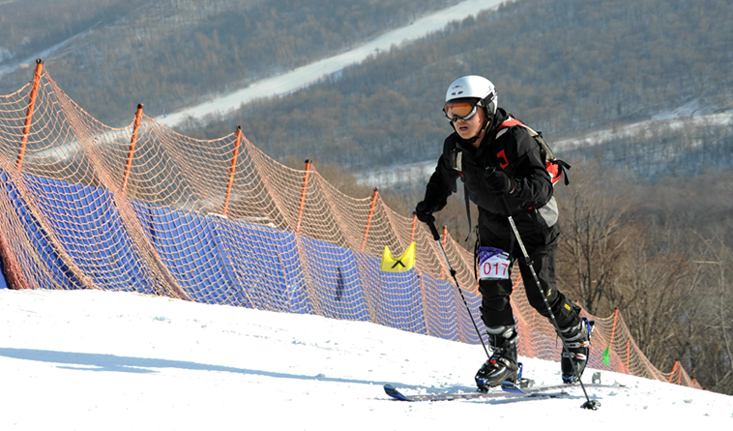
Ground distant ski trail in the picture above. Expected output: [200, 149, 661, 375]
[0, 22, 100, 79]
[156, 0, 504, 127]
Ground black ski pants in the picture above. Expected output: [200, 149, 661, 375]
[477, 212, 579, 331]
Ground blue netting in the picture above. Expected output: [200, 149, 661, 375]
[23, 174, 155, 293]
[2, 170, 85, 291]
[0, 169, 464, 338]
[299, 236, 370, 321]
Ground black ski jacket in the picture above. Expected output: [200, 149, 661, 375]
[423, 108, 559, 245]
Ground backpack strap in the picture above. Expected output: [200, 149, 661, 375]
[496, 118, 523, 139]
[497, 118, 525, 130]
[556, 159, 571, 186]
[497, 117, 571, 186]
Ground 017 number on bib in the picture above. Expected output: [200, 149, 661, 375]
[477, 247, 511, 280]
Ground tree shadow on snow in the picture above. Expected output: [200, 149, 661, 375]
[0, 347, 421, 389]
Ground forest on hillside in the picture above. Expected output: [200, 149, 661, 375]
[0, 0, 462, 125]
[185, 0, 733, 173]
[0, 0, 147, 62]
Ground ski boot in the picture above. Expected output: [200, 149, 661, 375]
[560, 317, 594, 384]
[475, 326, 519, 392]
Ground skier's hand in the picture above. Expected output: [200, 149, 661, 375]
[414, 201, 436, 224]
[484, 167, 514, 195]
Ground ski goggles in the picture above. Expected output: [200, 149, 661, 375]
[443, 100, 480, 122]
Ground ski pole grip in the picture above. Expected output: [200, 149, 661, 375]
[427, 220, 441, 241]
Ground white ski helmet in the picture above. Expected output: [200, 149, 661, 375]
[445, 75, 497, 117]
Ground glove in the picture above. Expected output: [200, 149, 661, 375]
[484, 167, 514, 196]
[414, 201, 436, 224]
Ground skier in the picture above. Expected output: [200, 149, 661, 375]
[414, 75, 590, 391]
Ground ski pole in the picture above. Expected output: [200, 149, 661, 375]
[426, 219, 490, 359]
[499, 194, 600, 410]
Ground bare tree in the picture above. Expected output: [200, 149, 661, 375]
[556, 163, 631, 315]
[612, 226, 698, 368]
[686, 236, 733, 394]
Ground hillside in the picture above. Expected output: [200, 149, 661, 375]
[4, 0, 731, 157]
[181, 0, 732, 176]
[154, 0, 503, 128]
[0, 0, 464, 125]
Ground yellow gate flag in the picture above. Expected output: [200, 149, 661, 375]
[380, 242, 416, 273]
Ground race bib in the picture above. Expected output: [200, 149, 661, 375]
[477, 247, 511, 280]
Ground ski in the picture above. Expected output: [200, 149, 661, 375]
[502, 380, 623, 395]
[501, 381, 571, 395]
[383, 384, 568, 402]
[384, 382, 622, 402]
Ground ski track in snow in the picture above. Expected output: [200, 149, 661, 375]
[0, 22, 100, 79]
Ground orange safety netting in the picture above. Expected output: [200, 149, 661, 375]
[0, 62, 700, 390]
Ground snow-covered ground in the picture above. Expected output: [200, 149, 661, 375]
[155, 0, 505, 127]
[1, 289, 730, 430]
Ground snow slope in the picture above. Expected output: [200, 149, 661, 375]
[155, 0, 504, 127]
[1, 289, 731, 430]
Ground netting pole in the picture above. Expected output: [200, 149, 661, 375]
[360, 187, 378, 253]
[439, 225, 448, 279]
[668, 360, 679, 383]
[295, 159, 312, 234]
[16, 59, 44, 172]
[121, 103, 144, 196]
[222, 126, 242, 216]
[625, 339, 631, 373]
[609, 306, 619, 351]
